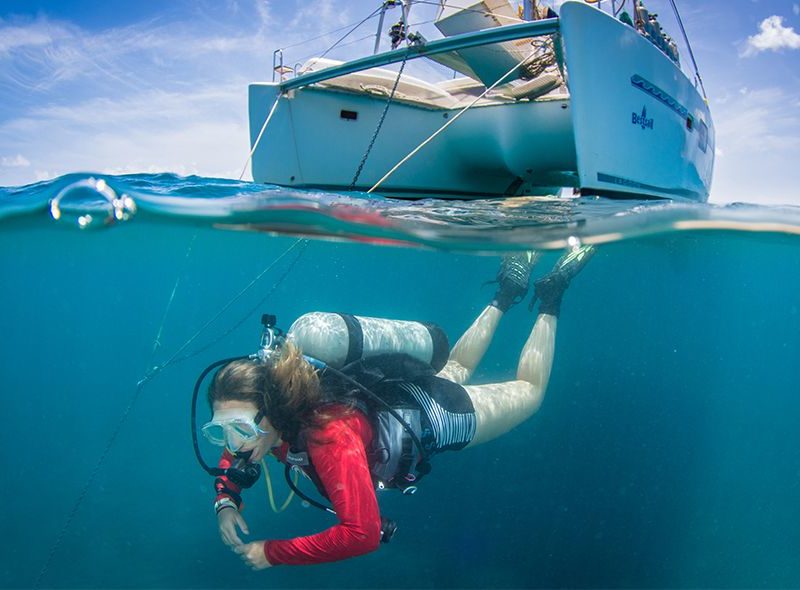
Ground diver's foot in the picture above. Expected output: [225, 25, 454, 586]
[529, 245, 595, 316]
[491, 251, 541, 312]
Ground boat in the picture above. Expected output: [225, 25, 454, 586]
[247, 0, 714, 202]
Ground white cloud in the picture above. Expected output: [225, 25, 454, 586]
[1, 154, 30, 167]
[709, 87, 800, 204]
[0, 17, 73, 54]
[716, 87, 800, 153]
[0, 83, 249, 186]
[742, 15, 800, 56]
[0, 0, 361, 186]
[254, 0, 273, 29]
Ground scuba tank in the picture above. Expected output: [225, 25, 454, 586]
[287, 312, 450, 372]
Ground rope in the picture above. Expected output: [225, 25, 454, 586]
[169, 239, 309, 365]
[666, 0, 707, 100]
[152, 232, 197, 354]
[350, 46, 410, 188]
[34, 378, 151, 589]
[367, 47, 538, 194]
[156, 238, 308, 371]
[34, 231, 201, 589]
[34, 237, 308, 587]
[239, 91, 284, 181]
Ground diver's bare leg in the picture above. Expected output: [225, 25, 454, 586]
[463, 245, 595, 448]
[436, 305, 502, 384]
[437, 252, 540, 384]
[464, 313, 556, 447]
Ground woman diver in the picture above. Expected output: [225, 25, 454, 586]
[198, 246, 594, 569]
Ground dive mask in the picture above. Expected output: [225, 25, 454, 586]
[202, 410, 270, 452]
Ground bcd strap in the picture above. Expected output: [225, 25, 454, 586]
[336, 313, 364, 366]
[422, 322, 449, 373]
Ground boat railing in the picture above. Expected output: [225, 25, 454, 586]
[267, 0, 704, 100]
[277, 17, 560, 93]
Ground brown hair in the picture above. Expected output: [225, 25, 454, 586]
[207, 342, 345, 443]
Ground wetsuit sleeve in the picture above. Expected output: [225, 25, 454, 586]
[264, 420, 382, 565]
[214, 449, 243, 508]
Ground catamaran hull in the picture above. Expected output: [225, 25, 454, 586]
[248, 1, 714, 201]
[559, 2, 714, 201]
[248, 85, 576, 198]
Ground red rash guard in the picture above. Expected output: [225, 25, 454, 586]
[215, 410, 382, 566]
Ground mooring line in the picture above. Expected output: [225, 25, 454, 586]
[171, 238, 309, 364]
[155, 238, 308, 371]
[35, 236, 308, 588]
[152, 232, 198, 355]
[239, 91, 284, 182]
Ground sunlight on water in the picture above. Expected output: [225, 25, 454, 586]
[3, 173, 800, 251]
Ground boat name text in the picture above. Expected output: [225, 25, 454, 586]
[632, 106, 654, 130]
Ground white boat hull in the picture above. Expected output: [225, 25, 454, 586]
[248, 1, 714, 201]
[249, 84, 575, 198]
[560, 2, 714, 201]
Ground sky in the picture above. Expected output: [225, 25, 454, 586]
[0, 0, 798, 205]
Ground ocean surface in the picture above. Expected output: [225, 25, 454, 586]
[1, 173, 800, 589]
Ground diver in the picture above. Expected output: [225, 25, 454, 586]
[197, 245, 595, 569]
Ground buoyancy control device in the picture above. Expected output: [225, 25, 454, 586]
[191, 312, 450, 539]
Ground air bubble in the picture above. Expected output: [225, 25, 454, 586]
[50, 177, 136, 229]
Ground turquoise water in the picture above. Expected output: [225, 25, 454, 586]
[2, 174, 800, 588]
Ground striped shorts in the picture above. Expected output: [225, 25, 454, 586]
[395, 376, 476, 454]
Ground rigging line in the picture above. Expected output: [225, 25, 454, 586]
[367, 48, 538, 193]
[34, 232, 200, 590]
[351, 44, 411, 188]
[666, 0, 707, 100]
[169, 239, 310, 365]
[239, 91, 284, 181]
[291, 17, 437, 69]
[318, 5, 385, 62]
[291, 33, 378, 68]
[277, 5, 386, 51]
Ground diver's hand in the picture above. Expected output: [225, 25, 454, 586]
[234, 541, 272, 570]
[217, 506, 250, 547]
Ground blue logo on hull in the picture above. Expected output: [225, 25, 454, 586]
[632, 106, 654, 130]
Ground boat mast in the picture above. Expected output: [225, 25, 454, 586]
[374, 2, 390, 54]
[523, 0, 534, 20]
[374, 0, 414, 54]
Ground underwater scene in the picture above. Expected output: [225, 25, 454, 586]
[2, 174, 800, 589]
